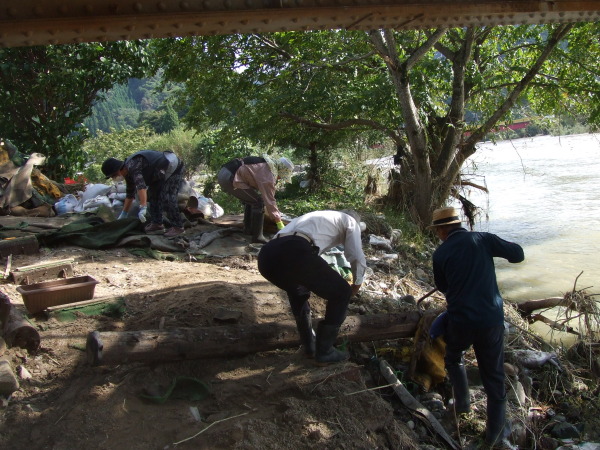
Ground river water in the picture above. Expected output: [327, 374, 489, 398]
[466, 133, 600, 307]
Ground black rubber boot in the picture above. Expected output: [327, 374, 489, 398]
[315, 322, 349, 365]
[485, 397, 509, 448]
[250, 207, 268, 243]
[294, 311, 315, 358]
[446, 361, 471, 414]
[243, 204, 252, 235]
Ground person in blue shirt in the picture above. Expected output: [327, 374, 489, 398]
[430, 206, 524, 448]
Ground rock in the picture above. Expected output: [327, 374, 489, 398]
[400, 295, 415, 305]
[504, 362, 519, 377]
[0, 359, 19, 395]
[510, 421, 528, 448]
[551, 421, 581, 439]
[539, 436, 559, 449]
[17, 365, 32, 380]
[507, 378, 526, 406]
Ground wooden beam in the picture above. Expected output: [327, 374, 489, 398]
[86, 311, 422, 366]
[1, 1, 600, 47]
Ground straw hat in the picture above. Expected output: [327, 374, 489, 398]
[429, 206, 462, 228]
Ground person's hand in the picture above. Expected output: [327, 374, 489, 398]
[117, 210, 128, 220]
[138, 206, 148, 223]
[351, 284, 361, 296]
[276, 221, 285, 230]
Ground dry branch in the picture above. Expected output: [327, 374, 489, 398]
[379, 359, 460, 450]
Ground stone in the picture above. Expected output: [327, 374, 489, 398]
[551, 421, 580, 439]
[17, 365, 32, 380]
[0, 359, 19, 395]
[508, 379, 527, 406]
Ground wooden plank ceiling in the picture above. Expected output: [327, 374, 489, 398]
[1, 0, 599, 47]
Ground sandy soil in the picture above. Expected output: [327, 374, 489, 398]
[0, 230, 425, 450]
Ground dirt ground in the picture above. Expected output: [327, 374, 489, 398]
[0, 223, 428, 450]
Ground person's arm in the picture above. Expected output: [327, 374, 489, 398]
[488, 234, 525, 263]
[343, 219, 367, 290]
[432, 253, 448, 294]
[137, 188, 148, 208]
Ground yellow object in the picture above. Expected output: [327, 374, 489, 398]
[276, 221, 285, 230]
[409, 311, 447, 391]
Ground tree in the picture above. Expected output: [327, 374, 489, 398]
[0, 41, 151, 179]
[152, 24, 600, 228]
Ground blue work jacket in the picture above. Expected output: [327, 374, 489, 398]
[432, 227, 524, 328]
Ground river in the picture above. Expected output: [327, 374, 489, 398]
[464, 133, 600, 341]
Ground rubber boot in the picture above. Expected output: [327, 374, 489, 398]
[485, 397, 509, 448]
[315, 322, 349, 365]
[243, 204, 252, 235]
[250, 207, 268, 244]
[294, 311, 316, 357]
[446, 361, 471, 414]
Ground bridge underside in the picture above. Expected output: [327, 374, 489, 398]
[1, 1, 599, 47]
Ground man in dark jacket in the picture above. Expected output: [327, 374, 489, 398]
[430, 206, 524, 448]
[101, 150, 185, 237]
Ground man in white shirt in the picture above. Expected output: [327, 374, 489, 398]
[257, 210, 367, 365]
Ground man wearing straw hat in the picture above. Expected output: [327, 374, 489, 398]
[429, 206, 524, 448]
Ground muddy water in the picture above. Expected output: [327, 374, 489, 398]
[464, 134, 600, 342]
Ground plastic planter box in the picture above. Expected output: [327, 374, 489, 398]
[17, 275, 99, 314]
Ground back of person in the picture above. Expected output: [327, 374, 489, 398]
[434, 230, 504, 327]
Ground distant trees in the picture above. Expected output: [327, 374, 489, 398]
[0, 41, 151, 179]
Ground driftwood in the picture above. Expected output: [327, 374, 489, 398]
[517, 297, 570, 315]
[379, 359, 460, 450]
[0, 292, 40, 351]
[86, 311, 422, 366]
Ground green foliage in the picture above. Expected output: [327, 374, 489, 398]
[82, 127, 155, 182]
[85, 83, 141, 134]
[0, 41, 151, 180]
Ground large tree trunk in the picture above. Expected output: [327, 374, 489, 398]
[86, 311, 422, 366]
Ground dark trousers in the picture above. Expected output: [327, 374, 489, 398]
[217, 167, 263, 212]
[257, 236, 352, 325]
[444, 320, 506, 419]
[148, 161, 184, 228]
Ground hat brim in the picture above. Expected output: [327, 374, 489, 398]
[428, 218, 461, 229]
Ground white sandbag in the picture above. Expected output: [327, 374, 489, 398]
[54, 194, 79, 215]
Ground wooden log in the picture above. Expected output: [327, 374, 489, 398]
[516, 297, 569, 315]
[86, 311, 422, 366]
[0, 292, 40, 352]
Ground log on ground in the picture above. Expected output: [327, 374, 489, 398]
[87, 311, 423, 366]
[0, 292, 41, 352]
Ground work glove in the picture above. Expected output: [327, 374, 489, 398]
[117, 210, 128, 220]
[138, 206, 148, 223]
[275, 220, 285, 230]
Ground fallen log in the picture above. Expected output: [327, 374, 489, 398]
[516, 297, 570, 315]
[0, 292, 40, 352]
[86, 311, 423, 366]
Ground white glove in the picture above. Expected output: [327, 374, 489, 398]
[138, 206, 148, 223]
[117, 210, 128, 220]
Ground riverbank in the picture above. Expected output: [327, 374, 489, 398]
[0, 215, 599, 449]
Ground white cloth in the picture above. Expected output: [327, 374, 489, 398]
[276, 210, 367, 284]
